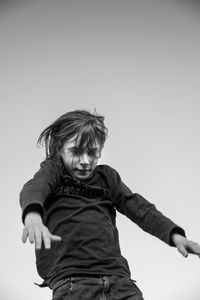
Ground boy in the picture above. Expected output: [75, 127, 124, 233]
[20, 110, 200, 300]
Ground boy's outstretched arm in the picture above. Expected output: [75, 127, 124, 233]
[171, 233, 200, 258]
[109, 167, 200, 257]
[22, 212, 61, 250]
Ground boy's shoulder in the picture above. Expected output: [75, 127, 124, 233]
[97, 163, 116, 173]
[39, 157, 64, 177]
[96, 164, 121, 181]
[40, 157, 63, 168]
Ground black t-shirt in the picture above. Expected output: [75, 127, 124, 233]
[20, 158, 185, 288]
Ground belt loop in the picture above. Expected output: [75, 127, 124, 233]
[102, 276, 109, 291]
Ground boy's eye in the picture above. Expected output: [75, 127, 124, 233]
[87, 149, 100, 157]
[69, 147, 100, 158]
[71, 147, 82, 155]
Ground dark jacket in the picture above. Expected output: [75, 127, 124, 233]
[20, 158, 185, 288]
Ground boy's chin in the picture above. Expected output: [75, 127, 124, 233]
[73, 170, 93, 180]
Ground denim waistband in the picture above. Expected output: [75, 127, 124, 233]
[50, 274, 128, 291]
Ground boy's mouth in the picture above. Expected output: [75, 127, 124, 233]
[74, 169, 93, 179]
[76, 169, 91, 173]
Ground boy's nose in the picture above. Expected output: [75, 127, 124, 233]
[79, 153, 90, 166]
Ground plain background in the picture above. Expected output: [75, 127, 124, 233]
[1, 1, 200, 299]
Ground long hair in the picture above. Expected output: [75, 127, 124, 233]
[37, 110, 108, 159]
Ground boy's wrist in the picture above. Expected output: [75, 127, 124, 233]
[22, 203, 44, 224]
[24, 212, 43, 225]
[169, 227, 186, 246]
[171, 233, 186, 247]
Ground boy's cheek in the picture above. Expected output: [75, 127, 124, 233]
[61, 155, 73, 170]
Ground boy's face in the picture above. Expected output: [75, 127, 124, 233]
[61, 135, 102, 180]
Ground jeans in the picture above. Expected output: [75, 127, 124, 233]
[51, 275, 144, 300]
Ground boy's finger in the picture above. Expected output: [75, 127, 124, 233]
[34, 231, 42, 250]
[188, 242, 200, 255]
[22, 227, 28, 243]
[50, 234, 62, 242]
[42, 231, 51, 249]
[28, 228, 35, 244]
[177, 244, 188, 257]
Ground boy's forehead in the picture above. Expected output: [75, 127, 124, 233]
[64, 135, 101, 149]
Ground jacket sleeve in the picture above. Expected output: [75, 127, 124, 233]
[108, 167, 185, 246]
[19, 158, 62, 224]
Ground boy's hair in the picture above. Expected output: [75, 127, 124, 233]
[37, 110, 108, 159]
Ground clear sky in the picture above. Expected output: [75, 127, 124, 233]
[1, 1, 200, 299]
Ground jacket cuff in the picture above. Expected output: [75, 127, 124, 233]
[22, 203, 44, 224]
[169, 227, 186, 246]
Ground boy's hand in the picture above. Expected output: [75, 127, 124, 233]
[171, 233, 200, 258]
[22, 212, 62, 250]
